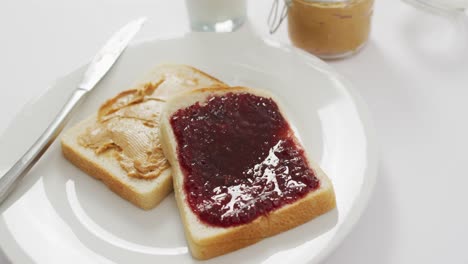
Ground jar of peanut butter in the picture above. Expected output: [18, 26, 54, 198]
[287, 0, 374, 59]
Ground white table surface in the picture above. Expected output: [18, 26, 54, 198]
[1, 0, 467, 263]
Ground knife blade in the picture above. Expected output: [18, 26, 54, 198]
[0, 17, 146, 204]
[79, 17, 146, 91]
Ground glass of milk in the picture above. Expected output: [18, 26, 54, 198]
[185, 0, 247, 32]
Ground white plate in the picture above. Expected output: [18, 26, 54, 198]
[0, 31, 377, 264]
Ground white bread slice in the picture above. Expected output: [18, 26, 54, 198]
[61, 64, 227, 210]
[160, 87, 336, 259]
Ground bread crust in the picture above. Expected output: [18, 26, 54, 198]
[160, 87, 336, 259]
[61, 138, 173, 210]
[184, 65, 225, 85]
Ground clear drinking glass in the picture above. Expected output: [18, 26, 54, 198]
[403, 0, 467, 52]
[405, 0, 468, 10]
[185, 0, 247, 32]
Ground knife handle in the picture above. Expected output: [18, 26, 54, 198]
[0, 88, 88, 204]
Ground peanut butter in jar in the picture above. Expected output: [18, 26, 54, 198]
[287, 0, 374, 59]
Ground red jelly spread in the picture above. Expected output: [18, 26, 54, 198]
[170, 92, 320, 227]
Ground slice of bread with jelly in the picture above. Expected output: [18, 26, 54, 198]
[160, 87, 336, 259]
[61, 64, 227, 210]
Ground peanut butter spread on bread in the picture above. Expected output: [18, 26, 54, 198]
[78, 82, 169, 179]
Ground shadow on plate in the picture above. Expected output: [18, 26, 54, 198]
[323, 164, 395, 264]
[322, 40, 407, 263]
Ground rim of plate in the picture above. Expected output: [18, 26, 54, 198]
[1, 32, 378, 264]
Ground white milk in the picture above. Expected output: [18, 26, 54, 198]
[186, 0, 247, 32]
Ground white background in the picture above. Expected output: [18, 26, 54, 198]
[1, 0, 468, 263]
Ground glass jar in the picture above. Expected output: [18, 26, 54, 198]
[287, 0, 374, 59]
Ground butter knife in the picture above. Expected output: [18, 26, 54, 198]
[0, 17, 146, 204]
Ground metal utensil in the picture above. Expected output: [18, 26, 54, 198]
[0, 17, 146, 204]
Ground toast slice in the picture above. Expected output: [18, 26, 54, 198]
[61, 64, 227, 210]
[160, 87, 336, 259]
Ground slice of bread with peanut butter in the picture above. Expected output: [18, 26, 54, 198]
[61, 64, 227, 209]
